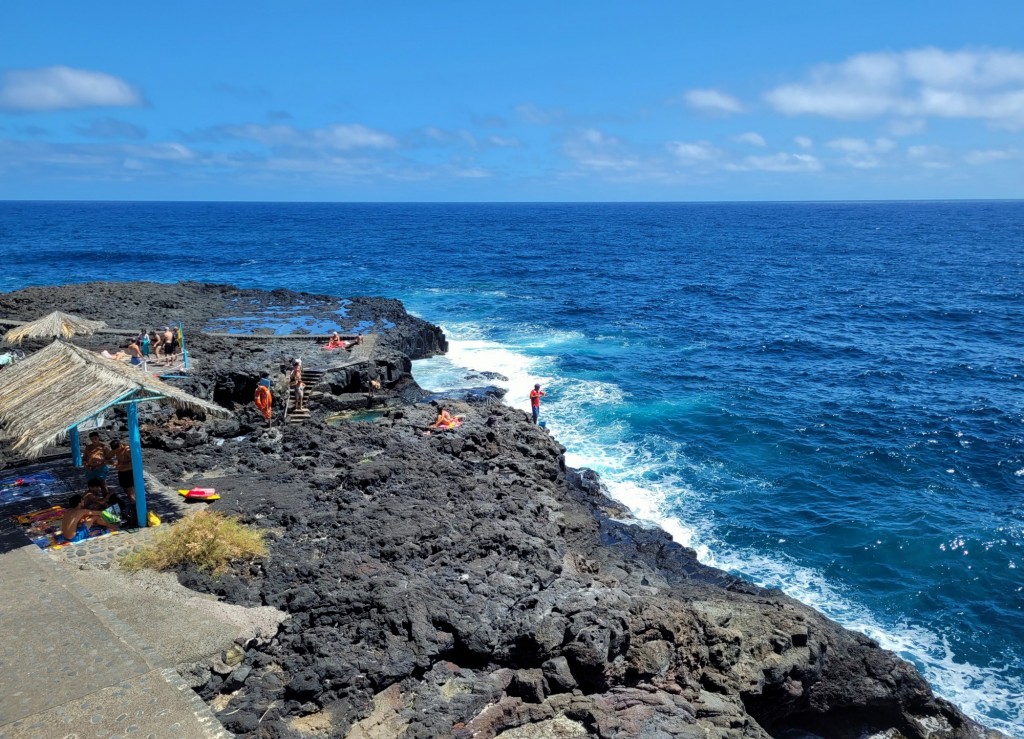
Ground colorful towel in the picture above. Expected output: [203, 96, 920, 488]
[14, 502, 120, 550]
[14, 505, 64, 525]
[34, 526, 118, 550]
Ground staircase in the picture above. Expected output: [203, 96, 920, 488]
[282, 335, 380, 425]
[285, 367, 326, 424]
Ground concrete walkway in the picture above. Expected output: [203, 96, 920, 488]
[0, 544, 230, 739]
[0, 464, 239, 738]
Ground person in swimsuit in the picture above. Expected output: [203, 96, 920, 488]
[61, 494, 117, 543]
[127, 338, 144, 366]
[83, 433, 113, 490]
[110, 440, 134, 495]
[108, 440, 138, 527]
[162, 327, 177, 365]
[428, 406, 462, 431]
[289, 360, 306, 410]
[80, 478, 116, 510]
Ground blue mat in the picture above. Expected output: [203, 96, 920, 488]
[0, 471, 72, 506]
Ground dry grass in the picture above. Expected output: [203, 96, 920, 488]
[121, 510, 268, 575]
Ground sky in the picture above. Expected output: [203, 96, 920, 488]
[2, 1, 1023, 201]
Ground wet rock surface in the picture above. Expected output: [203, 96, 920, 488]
[0, 282, 1002, 738]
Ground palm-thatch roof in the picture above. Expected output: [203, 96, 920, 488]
[4, 310, 107, 345]
[0, 340, 229, 458]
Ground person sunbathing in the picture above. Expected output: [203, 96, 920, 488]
[324, 332, 346, 350]
[61, 494, 117, 543]
[429, 407, 463, 431]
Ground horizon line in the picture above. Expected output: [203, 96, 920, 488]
[2, 198, 1023, 206]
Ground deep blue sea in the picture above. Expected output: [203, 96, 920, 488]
[2, 201, 1022, 735]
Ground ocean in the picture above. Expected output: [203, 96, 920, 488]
[1, 201, 1022, 735]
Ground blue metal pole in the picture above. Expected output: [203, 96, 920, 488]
[70, 427, 82, 467]
[127, 402, 148, 528]
[179, 321, 189, 370]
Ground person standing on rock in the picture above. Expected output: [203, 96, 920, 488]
[529, 383, 546, 424]
[290, 360, 306, 412]
[255, 371, 274, 427]
[162, 326, 178, 365]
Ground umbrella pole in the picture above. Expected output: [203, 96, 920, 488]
[70, 427, 82, 467]
[127, 403, 148, 528]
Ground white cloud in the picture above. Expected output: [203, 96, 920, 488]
[764, 47, 1024, 128]
[727, 153, 823, 172]
[516, 103, 565, 124]
[848, 155, 882, 169]
[826, 137, 896, 154]
[485, 135, 522, 148]
[212, 123, 397, 151]
[794, 136, 814, 149]
[963, 148, 1019, 165]
[563, 128, 640, 171]
[74, 118, 146, 140]
[0, 66, 144, 112]
[127, 142, 195, 161]
[683, 88, 744, 115]
[888, 118, 927, 136]
[734, 132, 766, 147]
[452, 166, 491, 178]
[668, 140, 720, 162]
[907, 144, 950, 168]
[314, 124, 397, 150]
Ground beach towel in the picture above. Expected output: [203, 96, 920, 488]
[14, 505, 64, 525]
[22, 506, 120, 549]
[0, 471, 70, 505]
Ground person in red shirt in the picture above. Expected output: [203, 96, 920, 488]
[529, 383, 546, 424]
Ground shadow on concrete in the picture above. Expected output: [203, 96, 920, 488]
[0, 458, 186, 555]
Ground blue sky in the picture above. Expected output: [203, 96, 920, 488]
[2, 1, 1023, 201]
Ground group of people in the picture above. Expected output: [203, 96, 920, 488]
[251, 360, 306, 428]
[250, 345, 550, 434]
[100, 327, 180, 367]
[126, 327, 180, 367]
[61, 432, 140, 542]
[324, 331, 362, 352]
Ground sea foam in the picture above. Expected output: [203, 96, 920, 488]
[412, 330, 1023, 737]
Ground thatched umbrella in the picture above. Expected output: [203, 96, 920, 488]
[0, 340, 229, 527]
[4, 310, 107, 345]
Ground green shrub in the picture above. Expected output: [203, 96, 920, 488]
[121, 510, 268, 575]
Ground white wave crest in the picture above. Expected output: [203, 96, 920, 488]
[411, 328, 1024, 736]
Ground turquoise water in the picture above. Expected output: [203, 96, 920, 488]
[1, 201, 1022, 734]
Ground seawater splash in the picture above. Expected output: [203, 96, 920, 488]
[413, 331, 1024, 738]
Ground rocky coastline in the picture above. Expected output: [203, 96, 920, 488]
[0, 282, 1003, 739]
